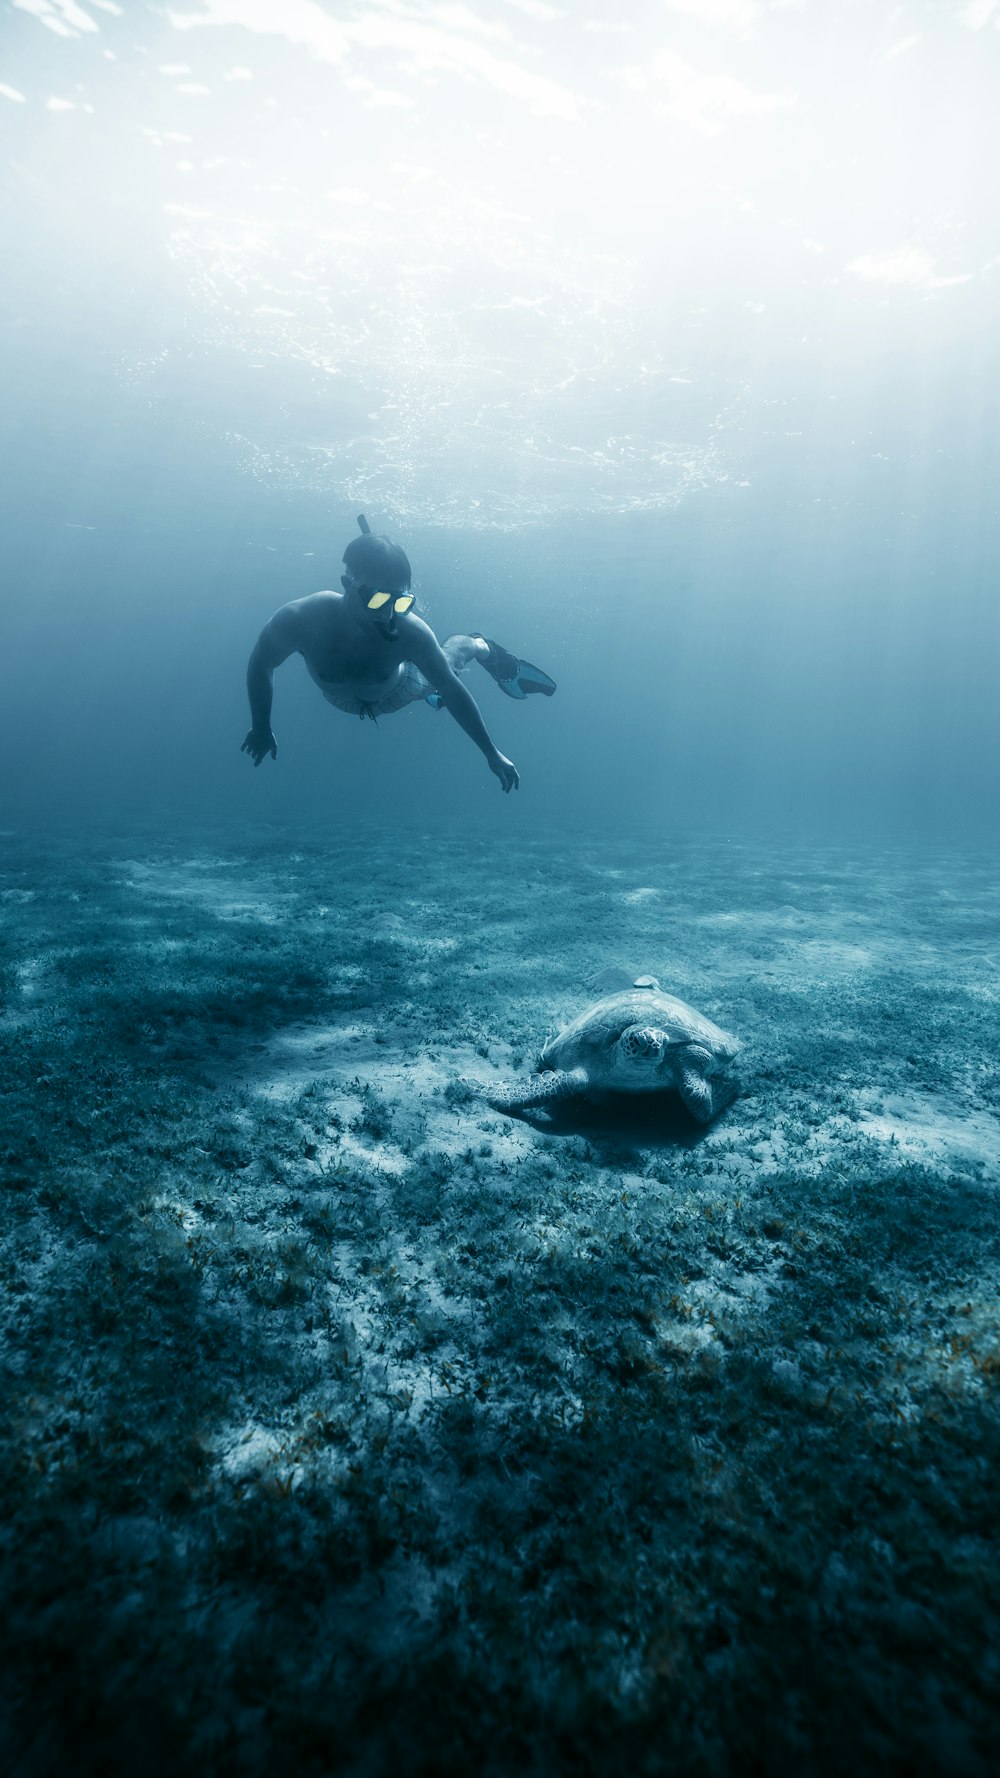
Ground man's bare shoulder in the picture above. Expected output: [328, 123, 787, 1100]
[274, 590, 344, 639]
[285, 590, 344, 620]
[251, 592, 340, 668]
[401, 612, 447, 665]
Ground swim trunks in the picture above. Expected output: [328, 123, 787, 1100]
[305, 659, 431, 719]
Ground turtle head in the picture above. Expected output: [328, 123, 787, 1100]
[618, 1025, 669, 1069]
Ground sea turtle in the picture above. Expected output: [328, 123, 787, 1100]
[486, 972, 741, 1123]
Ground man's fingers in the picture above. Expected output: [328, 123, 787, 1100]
[242, 733, 276, 765]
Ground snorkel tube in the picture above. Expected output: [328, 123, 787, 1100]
[352, 513, 407, 637]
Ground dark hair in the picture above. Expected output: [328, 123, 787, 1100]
[342, 533, 411, 589]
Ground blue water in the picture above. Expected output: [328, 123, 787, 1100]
[1, 3, 998, 842]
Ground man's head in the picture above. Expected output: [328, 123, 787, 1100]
[341, 533, 413, 638]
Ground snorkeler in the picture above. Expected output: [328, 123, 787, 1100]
[241, 517, 556, 794]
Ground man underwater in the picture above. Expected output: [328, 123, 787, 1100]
[241, 516, 556, 794]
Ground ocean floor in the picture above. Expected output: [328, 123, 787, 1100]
[2, 821, 999, 1775]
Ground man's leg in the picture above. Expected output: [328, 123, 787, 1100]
[438, 635, 556, 702]
[441, 635, 487, 675]
[421, 635, 489, 709]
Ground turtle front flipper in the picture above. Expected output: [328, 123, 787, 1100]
[677, 1048, 739, 1124]
[677, 1067, 715, 1123]
[486, 1068, 589, 1113]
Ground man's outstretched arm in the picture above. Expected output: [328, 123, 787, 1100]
[411, 629, 519, 794]
[242, 604, 303, 767]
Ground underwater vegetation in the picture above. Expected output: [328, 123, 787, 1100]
[2, 822, 999, 1776]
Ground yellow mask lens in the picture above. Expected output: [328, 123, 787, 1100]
[367, 590, 414, 613]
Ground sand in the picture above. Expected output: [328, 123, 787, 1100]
[2, 821, 998, 1775]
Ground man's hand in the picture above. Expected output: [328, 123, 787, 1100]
[242, 727, 277, 767]
[490, 752, 519, 794]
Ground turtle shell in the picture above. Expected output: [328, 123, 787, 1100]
[539, 988, 740, 1079]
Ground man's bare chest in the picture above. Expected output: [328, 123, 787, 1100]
[302, 615, 400, 685]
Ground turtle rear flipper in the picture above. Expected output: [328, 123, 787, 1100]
[486, 1068, 588, 1113]
[587, 965, 636, 995]
[586, 967, 662, 996]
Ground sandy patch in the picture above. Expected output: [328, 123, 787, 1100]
[859, 1092, 1000, 1174]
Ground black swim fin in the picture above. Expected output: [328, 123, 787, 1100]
[477, 637, 557, 701]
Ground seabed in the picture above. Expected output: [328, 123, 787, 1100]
[2, 821, 999, 1775]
